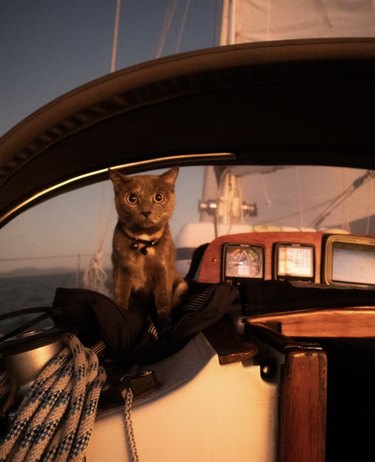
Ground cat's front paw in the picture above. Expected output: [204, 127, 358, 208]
[155, 309, 172, 337]
[172, 279, 188, 308]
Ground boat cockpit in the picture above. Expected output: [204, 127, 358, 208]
[0, 40, 374, 461]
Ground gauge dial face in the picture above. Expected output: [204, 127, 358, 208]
[276, 244, 314, 278]
[224, 244, 264, 279]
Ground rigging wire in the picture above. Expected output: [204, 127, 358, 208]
[81, 0, 121, 292]
[294, 166, 304, 228]
[365, 175, 375, 234]
[339, 168, 350, 232]
[111, 0, 122, 72]
[212, 0, 222, 46]
[309, 170, 375, 229]
[175, 0, 191, 53]
[156, 0, 179, 58]
[84, 0, 122, 294]
[83, 185, 114, 296]
[261, 172, 272, 207]
[257, 197, 334, 226]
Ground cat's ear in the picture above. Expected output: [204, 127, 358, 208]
[161, 166, 179, 186]
[108, 169, 128, 192]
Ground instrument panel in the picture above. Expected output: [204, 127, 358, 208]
[196, 231, 375, 288]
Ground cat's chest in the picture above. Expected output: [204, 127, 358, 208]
[127, 246, 157, 262]
[115, 240, 163, 273]
[113, 226, 171, 272]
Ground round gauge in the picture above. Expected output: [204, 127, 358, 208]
[225, 245, 263, 278]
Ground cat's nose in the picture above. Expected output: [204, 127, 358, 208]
[142, 211, 151, 218]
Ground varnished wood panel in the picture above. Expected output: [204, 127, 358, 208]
[278, 349, 327, 462]
[246, 322, 327, 462]
[246, 307, 375, 338]
[197, 231, 324, 283]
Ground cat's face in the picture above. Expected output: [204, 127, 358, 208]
[109, 167, 178, 230]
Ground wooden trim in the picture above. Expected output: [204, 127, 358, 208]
[278, 348, 327, 462]
[245, 306, 375, 338]
[246, 323, 327, 462]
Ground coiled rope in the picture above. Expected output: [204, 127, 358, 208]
[0, 333, 106, 462]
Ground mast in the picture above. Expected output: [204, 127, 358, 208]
[199, 0, 240, 230]
[220, 0, 237, 45]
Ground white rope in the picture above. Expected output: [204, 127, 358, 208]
[124, 388, 139, 462]
[0, 334, 106, 462]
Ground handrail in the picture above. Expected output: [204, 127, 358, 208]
[245, 306, 375, 338]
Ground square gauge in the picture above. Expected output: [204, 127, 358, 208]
[323, 234, 375, 287]
[274, 243, 314, 281]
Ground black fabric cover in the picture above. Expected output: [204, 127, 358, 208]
[169, 280, 238, 350]
[51, 288, 148, 358]
[51, 281, 238, 363]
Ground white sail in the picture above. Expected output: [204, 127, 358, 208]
[221, 0, 375, 45]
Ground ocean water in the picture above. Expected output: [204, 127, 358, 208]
[0, 272, 112, 333]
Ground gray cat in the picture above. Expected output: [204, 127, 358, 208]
[109, 167, 187, 332]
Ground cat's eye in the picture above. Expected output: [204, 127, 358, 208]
[154, 193, 164, 203]
[126, 193, 138, 204]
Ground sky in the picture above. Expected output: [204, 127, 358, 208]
[0, 0, 221, 273]
[0, 0, 221, 137]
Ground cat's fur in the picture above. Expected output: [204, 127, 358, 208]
[109, 166, 187, 331]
